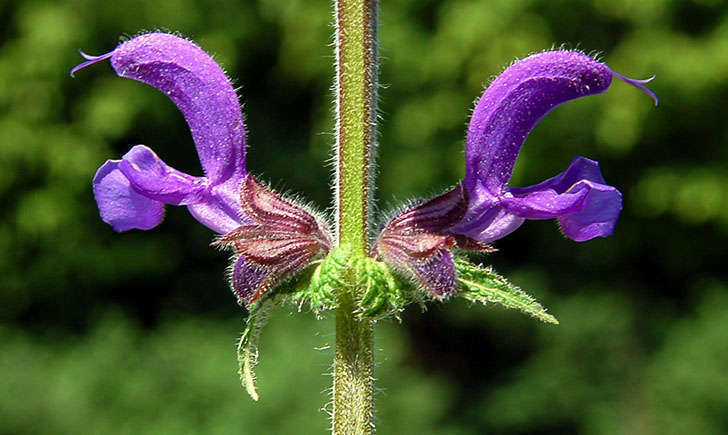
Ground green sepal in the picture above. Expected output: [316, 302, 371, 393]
[454, 259, 559, 324]
[291, 244, 353, 316]
[237, 295, 280, 401]
[355, 257, 405, 321]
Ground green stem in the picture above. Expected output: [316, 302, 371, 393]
[335, 0, 377, 252]
[334, 296, 375, 433]
[333, 0, 378, 433]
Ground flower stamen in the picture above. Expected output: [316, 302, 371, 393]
[70, 50, 114, 77]
[611, 70, 659, 106]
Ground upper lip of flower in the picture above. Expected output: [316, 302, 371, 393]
[73, 32, 249, 234]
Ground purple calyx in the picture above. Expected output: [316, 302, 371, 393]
[373, 185, 493, 299]
[212, 176, 332, 307]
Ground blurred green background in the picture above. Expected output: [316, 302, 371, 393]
[2, 0, 728, 433]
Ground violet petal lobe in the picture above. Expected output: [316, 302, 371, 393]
[93, 160, 164, 231]
[117, 145, 208, 205]
[558, 181, 621, 241]
[448, 205, 525, 244]
[92, 143, 245, 234]
[110, 33, 246, 185]
[115, 145, 246, 233]
[506, 157, 622, 241]
[501, 187, 589, 219]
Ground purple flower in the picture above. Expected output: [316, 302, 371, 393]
[73, 33, 248, 234]
[74, 33, 331, 306]
[374, 50, 656, 298]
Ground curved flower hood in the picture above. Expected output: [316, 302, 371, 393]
[74, 33, 248, 233]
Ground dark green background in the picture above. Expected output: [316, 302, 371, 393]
[2, 0, 727, 433]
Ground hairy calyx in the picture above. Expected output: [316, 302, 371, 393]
[213, 175, 332, 307]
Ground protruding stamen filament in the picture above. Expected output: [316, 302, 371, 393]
[70, 50, 114, 77]
[611, 70, 659, 106]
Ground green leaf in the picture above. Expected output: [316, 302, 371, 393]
[355, 257, 405, 320]
[454, 259, 559, 324]
[291, 244, 353, 316]
[237, 296, 279, 401]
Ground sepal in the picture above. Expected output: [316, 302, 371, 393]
[455, 259, 558, 324]
[373, 186, 494, 300]
[214, 175, 332, 307]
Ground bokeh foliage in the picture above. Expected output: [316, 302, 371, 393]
[1, 0, 727, 433]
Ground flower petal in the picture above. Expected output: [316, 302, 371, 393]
[501, 188, 588, 219]
[464, 50, 613, 197]
[558, 181, 621, 241]
[508, 156, 606, 196]
[109, 33, 246, 185]
[118, 145, 207, 205]
[75, 34, 250, 235]
[92, 160, 164, 232]
[112, 145, 245, 234]
[507, 157, 622, 241]
[186, 180, 249, 234]
[447, 203, 525, 244]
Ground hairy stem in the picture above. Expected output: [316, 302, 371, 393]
[334, 294, 375, 433]
[333, 0, 378, 433]
[335, 0, 377, 252]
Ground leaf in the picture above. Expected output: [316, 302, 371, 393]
[291, 244, 353, 316]
[454, 259, 559, 324]
[237, 296, 279, 401]
[356, 257, 405, 320]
